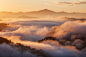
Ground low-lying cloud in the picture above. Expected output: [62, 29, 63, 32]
[0, 18, 86, 57]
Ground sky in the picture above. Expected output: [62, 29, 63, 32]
[0, 0, 86, 13]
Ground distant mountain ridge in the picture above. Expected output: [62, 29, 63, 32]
[0, 9, 86, 18]
[1, 9, 85, 14]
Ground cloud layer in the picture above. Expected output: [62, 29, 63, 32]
[0, 18, 86, 57]
[48, 0, 86, 6]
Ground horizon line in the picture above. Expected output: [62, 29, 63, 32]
[0, 9, 86, 13]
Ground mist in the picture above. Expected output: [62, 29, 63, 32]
[0, 17, 86, 57]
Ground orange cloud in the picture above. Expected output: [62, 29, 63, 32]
[48, 0, 86, 6]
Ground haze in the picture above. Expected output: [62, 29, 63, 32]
[0, 0, 86, 57]
[0, 0, 86, 13]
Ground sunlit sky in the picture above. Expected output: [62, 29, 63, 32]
[0, 0, 86, 13]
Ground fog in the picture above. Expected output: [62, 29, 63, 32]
[0, 18, 86, 57]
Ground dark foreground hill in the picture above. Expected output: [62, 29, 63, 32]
[0, 37, 12, 44]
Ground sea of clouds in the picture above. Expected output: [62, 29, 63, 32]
[0, 18, 86, 57]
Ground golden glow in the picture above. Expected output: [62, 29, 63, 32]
[0, 0, 86, 13]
